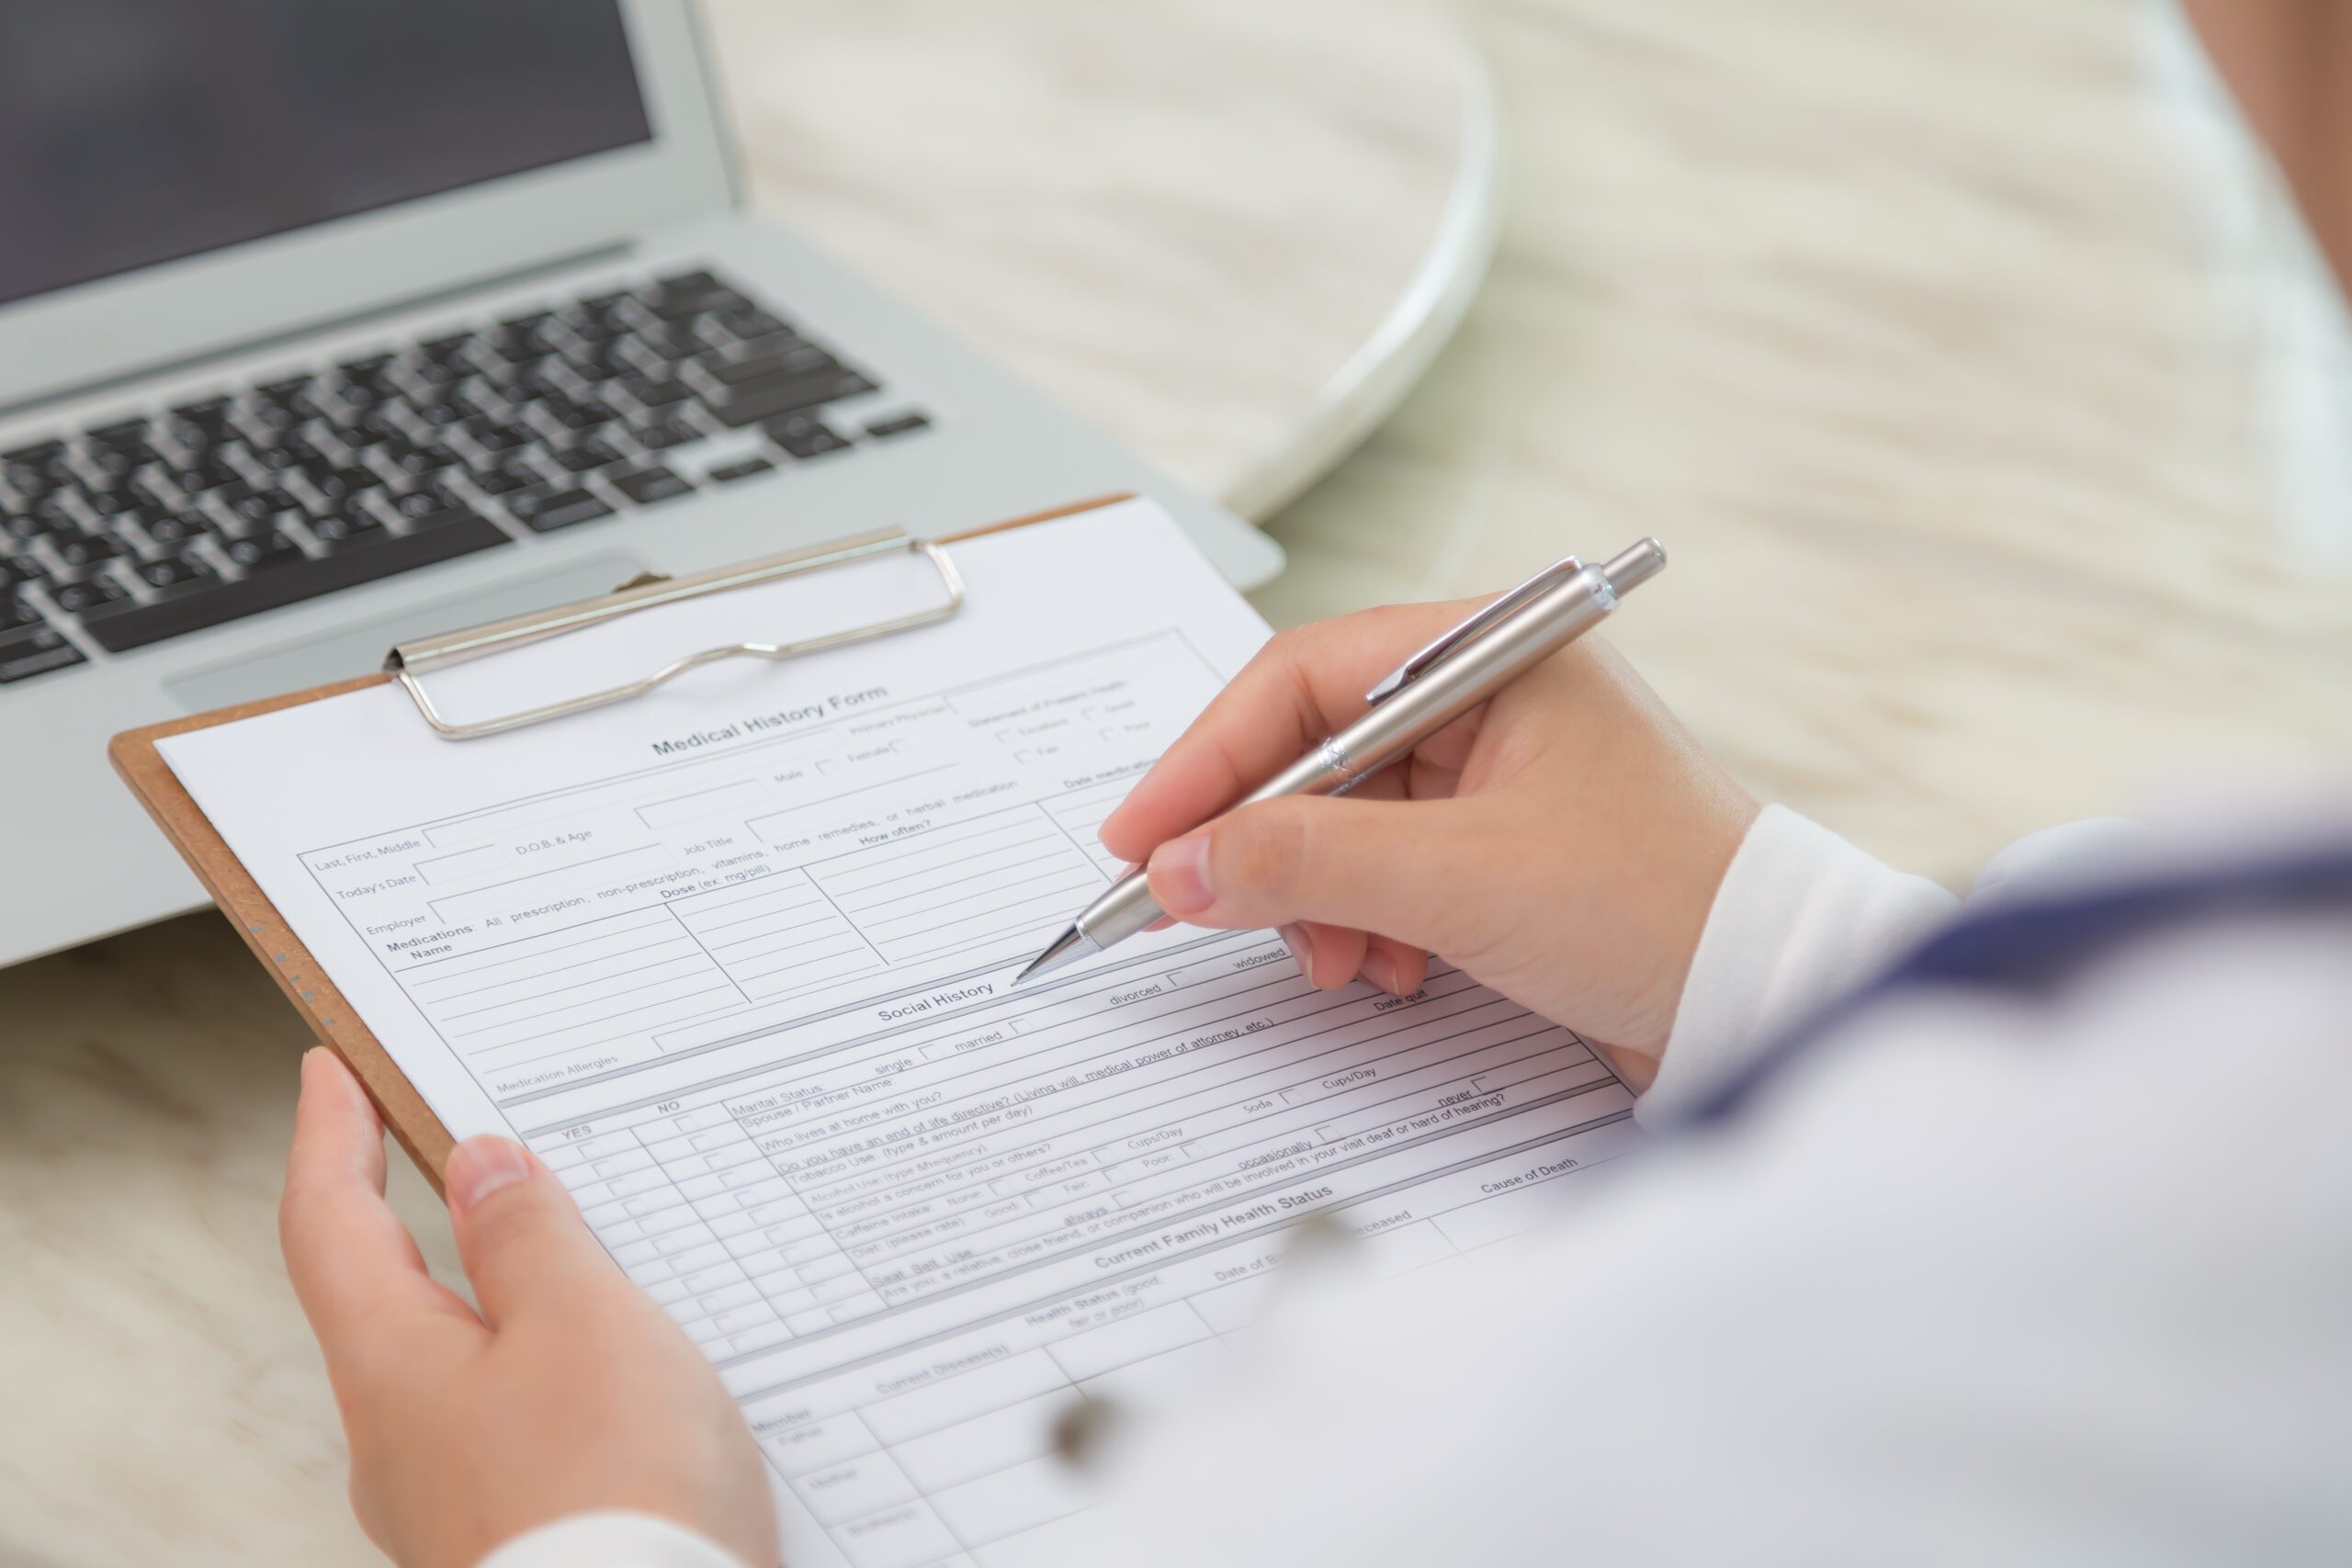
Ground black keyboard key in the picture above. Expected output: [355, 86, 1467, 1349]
[652, 267, 723, 299]
[549, 437, 625, 474]
[222, 529, 307, 573]
[171, 460, 243, 495]
[646, 287, 752, 323]
[216, 487, 302, 532]
[74, 444, 143, 484]
[142, 509, 215, 550]
[763, 413, 855, 460]
[611, 467, 695, 505]
[487, 334, 554, 367]
[540, 395, 618, 433]
[302, 464, 382, 503]
[3, 438, 64, 461]
[420, 332, 478, 364]
[81, 515, 510, 652]
[12, 494, 77, 541]
[562, 351, 628, 385]
[1, 590, 41, 626]
[404, 355, 469, 389]
[632, 419, 701, 451]
[311, 512, 390, 549]
[718, 308, 791, 343]
[0, 623, 85, 683]
[241, 400, 300, 435]
[620, 375, 695, 410]
[631, 324, 707, 362]
[339, 354, 396, 386]
[51, 532, 124, 570]
[169, 397, 235, 429]
[386, 444, 463, 478]
[707, 457, 777, 484]
[85, 417, 153, 449]
[700, 348, 822, 389]
[381, 483, 464, 525]
[51, 573, 130, 615]
[78, 483, 143, 520]
[130, 556, 220, 594]
[865, 412, 933, 440]
[463, 464, 536, 498]
[508, 486, 615, 532]
[708, 368, 876, 429]
[463, 420, 534, 456]
[409, 398, 468, 431]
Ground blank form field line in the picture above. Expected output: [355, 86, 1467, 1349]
[396, 910, 674, 977]
[818, 830, 1064, 900]
[693, 897, 829, 937]
[635, 779, 763, 829]
[746, 767, 959, 840]
[427, 940, 691, 1001]
[419, 931, 695, 1001]
[840, 858, 1094, 920]
[706, 907, 855, 959]
[666, 878, 812, 917]
[469, 982, 739, 1055]
[738, 957, 889, 1006]
[455, 971, 729, 1042]
[424, 846, 670, 920]
[808, 814, 1057, 882]
[889, 915, 1068, 969]
[869, 877, 1099, 947]
[695, 907, 837, 944]
[730, 935, 874, 983]
[484, 1000, 749, 1070]
[437, 951, 712, 1023]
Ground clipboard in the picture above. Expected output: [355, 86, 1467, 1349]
[107, 491, 1135, 1193]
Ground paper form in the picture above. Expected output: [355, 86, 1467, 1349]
[155, 499, 1645, 1568]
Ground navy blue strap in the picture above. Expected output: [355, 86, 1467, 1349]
[1681, 846, 2352, 1127]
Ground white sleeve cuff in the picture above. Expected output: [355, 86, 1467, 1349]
[478, 1512, 752, 1568]
[1637, 805, 1958, 1127]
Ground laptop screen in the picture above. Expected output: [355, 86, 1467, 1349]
[0, 1, 654, 309]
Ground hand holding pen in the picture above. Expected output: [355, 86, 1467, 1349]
[1044, 544, 1760, 1089]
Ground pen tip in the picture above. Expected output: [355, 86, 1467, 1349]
[1012, 925, 1093, 988]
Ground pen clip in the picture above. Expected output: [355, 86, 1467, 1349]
[1364, 556, 1583, 705]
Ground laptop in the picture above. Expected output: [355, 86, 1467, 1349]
[0, 0, 1283, 967]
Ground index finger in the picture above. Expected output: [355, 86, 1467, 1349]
[1100, 597, 1486, 863]
[279, 1049, 478, 1387]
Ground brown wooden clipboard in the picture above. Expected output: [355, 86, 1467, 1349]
[107, 492, 1135, 1195]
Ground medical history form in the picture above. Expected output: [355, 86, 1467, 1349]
[150, 498, 1644, 1568]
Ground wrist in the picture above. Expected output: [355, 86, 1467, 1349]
[1637, 805, 1958, 1125]
[475, 1511, 753, 1568]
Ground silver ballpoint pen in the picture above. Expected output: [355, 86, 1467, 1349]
[1011, 537, 1668, 987]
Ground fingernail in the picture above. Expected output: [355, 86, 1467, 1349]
[446, 1135, 531, 1213]
[1279, 923, 1314, 980]
[1362, 951, 1399, 995]
[1149, 833, 1214, 914]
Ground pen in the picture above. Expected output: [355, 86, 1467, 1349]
[1012, 538, 1668, 987]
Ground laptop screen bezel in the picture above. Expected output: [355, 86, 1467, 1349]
[0, 0, 737, 412]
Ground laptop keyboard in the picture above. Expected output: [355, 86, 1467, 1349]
[0, 267, 933, 685]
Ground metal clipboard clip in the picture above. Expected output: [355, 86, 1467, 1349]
[385, 528, 967, 740]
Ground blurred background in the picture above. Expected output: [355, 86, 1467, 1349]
[6, 1, 2350, 1562]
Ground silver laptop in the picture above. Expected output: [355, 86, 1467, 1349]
[0, 0, 1282, 966]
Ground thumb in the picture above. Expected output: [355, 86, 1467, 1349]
[1146, 795, 1496, 957]
[444, 1134, 628, 1329]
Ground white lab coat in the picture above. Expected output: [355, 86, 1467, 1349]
[485, 806, 2352, 1567]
